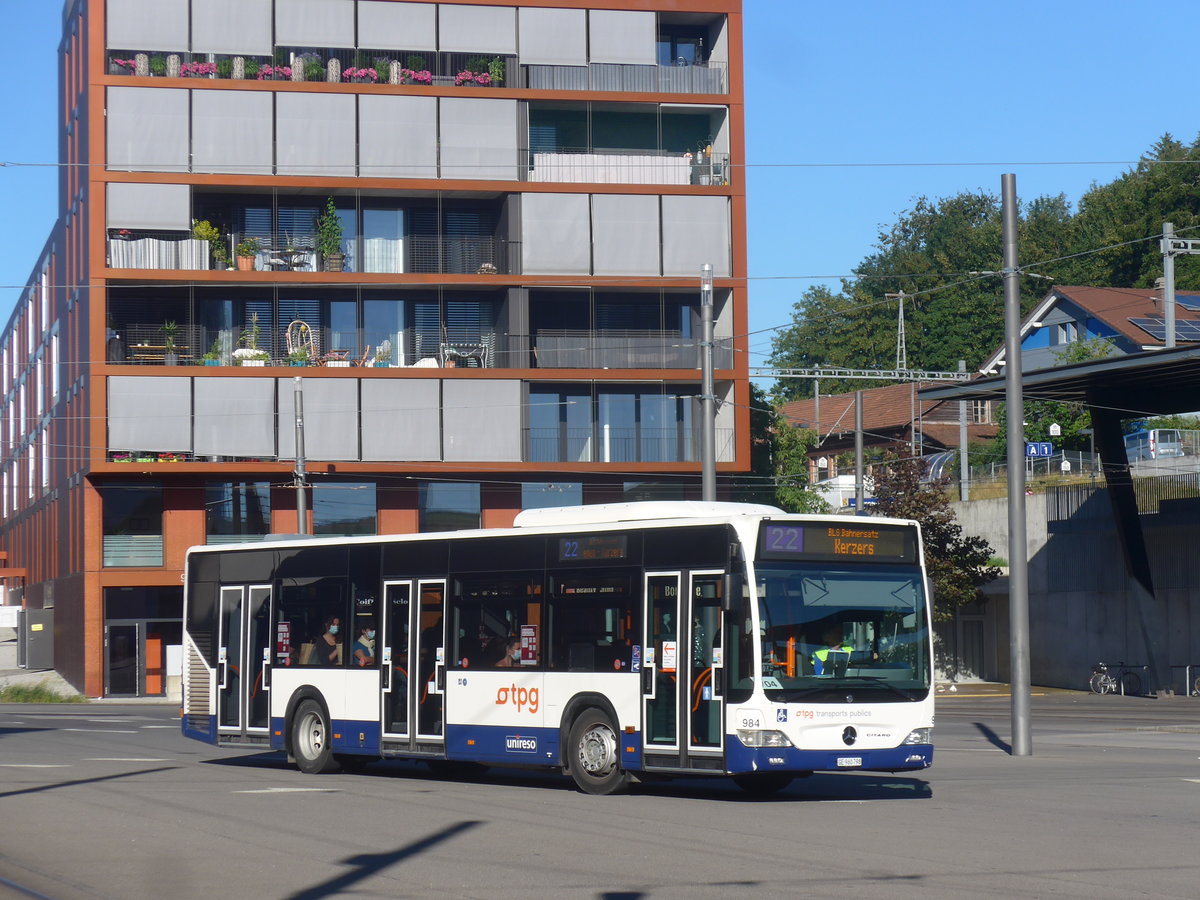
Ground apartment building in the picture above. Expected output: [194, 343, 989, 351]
[0, 0, 748, 696]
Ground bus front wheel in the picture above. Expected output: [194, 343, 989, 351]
[567, 710, 630, 795]
[292, 699, 337, 774]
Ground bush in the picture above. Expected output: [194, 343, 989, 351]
[0, 681, 85, 703]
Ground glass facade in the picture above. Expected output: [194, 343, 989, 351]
[312, 483, 377, 536]
[206, 481, 272, 543]
[419, 482, 481, 532]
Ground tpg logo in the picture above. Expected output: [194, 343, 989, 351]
[505, 735, 537, 753]
[495, 685, 539, 714]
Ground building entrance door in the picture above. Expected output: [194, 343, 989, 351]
[105, 623, 140, 697]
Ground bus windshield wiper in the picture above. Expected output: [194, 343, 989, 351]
[853, 677, 919, 701]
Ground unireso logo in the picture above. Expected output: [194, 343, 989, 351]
[505, 735, 537, 753]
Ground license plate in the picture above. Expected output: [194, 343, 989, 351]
[836, 757, 862, 767]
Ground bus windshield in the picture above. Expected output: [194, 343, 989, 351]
[754, 562, 931, 702]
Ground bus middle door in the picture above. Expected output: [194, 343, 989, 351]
[217, 584, 272, 741]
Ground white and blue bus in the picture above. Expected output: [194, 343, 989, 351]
[181, 502, 934, 794]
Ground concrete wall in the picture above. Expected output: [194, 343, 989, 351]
[947, 489, 1200, 693]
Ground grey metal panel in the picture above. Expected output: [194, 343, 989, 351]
[438, 4, 516, 54]
[106, 87, 190, 173]
[358, 1, 436, 50]
[192, 90, 274, 175]
[519, 8, 586, 66]
[589, 10, 656, 64]
[108, 376, 192, 452]
[521, 193, 591, 275]
[276, 0, 356, 48]
[276, 93, 357, 177]
[107, 0, 189, 51]
[592, 194, 660, 276]
[191, 0, 273, 55]
[359, 95, 438, 178]
[361, 379, 441, 461]
[276, 378, 359, 461]
[106, 183, 191, 231]
[439, 98, 519, 181]
[194, 377, 276, 458]
[443, 380, 521, 462]
[661, 196, 731, 277]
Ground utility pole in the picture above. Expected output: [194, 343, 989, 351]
[700, 264, 716, 501]
[888, 291, 908, 371]
[1163, 222, 1176, 349]
[958, 360, 969, 502]
[1002, 174, 1032, 757]
[854, 390, 865, 513]
[293, 376, 308, 535]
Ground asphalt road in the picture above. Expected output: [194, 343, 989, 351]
[1, 692, 1198, 900]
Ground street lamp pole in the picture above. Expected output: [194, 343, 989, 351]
[700, 264, 716, 502]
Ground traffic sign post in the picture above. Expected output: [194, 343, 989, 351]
[1025, 441, 1053, 458]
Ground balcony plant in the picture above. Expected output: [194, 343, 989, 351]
[149, 54, 167, 77]
[316, 197, 345, 272]
[286, 348, 310, 367]
[202, 338, 221, 365]
[161, 320, 179, 366]
[373, 341, 392, 367]
[235, 237, 261, 271]
[192, 219, 229, 269]
[234, 347, 269, 365]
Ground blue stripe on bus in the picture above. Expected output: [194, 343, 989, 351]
[181, 714, 216, 743]
[724, 738, 933, 774]
[330, 720, 382, 754]
[445, 724, 561, 765]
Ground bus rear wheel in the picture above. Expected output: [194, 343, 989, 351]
[567, 710, 630, 795]
[292, 699, 337, 774]
[732, 772, 794, 794]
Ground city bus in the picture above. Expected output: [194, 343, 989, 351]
[180, 501, 935, 795]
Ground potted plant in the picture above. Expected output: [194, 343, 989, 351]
[316, 197, 345, 272]
[373, 341, 392, 367]
[234, 347, 269, 366]
[202, 338, 221, 366]
[192, 219, 229, 269]
[161, 320, 179, 365]
[286, 348, 310, 367]
[235, 237, 261, 271]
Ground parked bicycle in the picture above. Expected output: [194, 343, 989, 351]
[1089, 661, 1142, 696]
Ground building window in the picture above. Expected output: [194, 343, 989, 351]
[206, 482, 272, 543]
[521, 482, 583, 510]
[101, 484, 163, 567]
[419, 482, 480, 532]
[971, 400, 991, 425]
[313, 483, 376, 536]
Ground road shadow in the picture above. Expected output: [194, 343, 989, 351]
[973, 721, 1012, 752]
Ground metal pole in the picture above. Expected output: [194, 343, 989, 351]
[854, 390, 865, 513]
[958, 360, 969, 501]
[1163, 222, 1176, 349]
[700, 264, 716, 502]
[1002, 173, 1031, 756]
[294, 376, 308, 535]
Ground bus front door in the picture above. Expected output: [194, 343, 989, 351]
[643, 571, 726, 769]
[217, 584, 272, 740]
[381, 579, 446, 751]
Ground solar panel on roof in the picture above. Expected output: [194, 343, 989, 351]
[1129, 317, 1200, 341]
[1176, 295, 1200, 311]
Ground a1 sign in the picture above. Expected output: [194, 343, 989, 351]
[1025, 441, 1053, 458]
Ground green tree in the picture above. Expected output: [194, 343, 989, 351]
[870, 454, 998, 621]
[734, 384, 782, 506]
[771, 416, 828, 513]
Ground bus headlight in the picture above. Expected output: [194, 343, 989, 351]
[736, 729, 794, 748]
[903, 727, 932, 745]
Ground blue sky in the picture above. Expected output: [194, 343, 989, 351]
[2, 1, 1198, 371]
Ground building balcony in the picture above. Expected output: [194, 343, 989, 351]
[530, 330, 733, 369]
[525, 61, 728, 94]
[528, 149, 729, 186]
[106, 230, 517, 276]
[526, 426, 734, 464]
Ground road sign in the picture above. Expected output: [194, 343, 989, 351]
[1025, 441, 1053, 458]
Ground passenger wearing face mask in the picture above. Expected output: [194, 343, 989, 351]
[353, 624, 377, 668]
[494, 638, 522, 668]
[316, 616, 342, 665]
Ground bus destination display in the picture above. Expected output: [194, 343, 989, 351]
[558, 534, 628, 562]
[758, 522, 915, 563]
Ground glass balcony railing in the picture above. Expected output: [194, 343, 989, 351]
[530, 330, 734, 369]
[526, 426, 734, 464]
[106, 230, 516, 275]
[524, 61, 728, 94]
[102, 535, 164, 567]
[527, 148, 729, 186]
